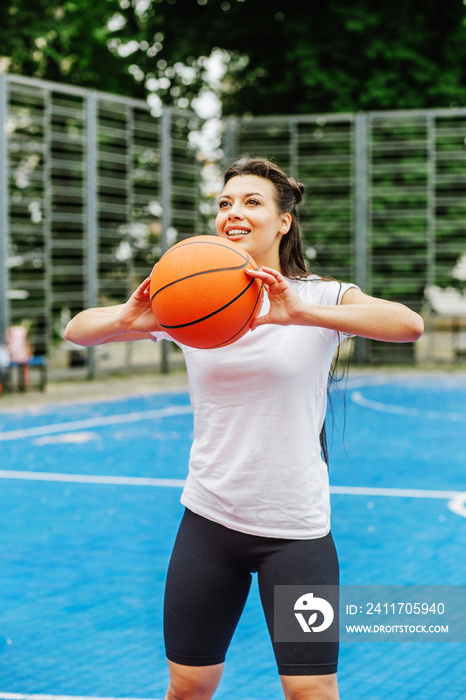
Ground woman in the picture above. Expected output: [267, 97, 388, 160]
[65, 158, 423, 700]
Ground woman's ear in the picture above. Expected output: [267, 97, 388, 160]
[280, 213, 292, 234]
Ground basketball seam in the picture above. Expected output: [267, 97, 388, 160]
[158, 277, 260, 329]
[157, 237, 250, 273]
[163, 237, 250, 259]
[150, 262, 250, 302]
[206, 283, 264, 349]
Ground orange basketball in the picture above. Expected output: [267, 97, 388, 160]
[149, 235, 264, 349]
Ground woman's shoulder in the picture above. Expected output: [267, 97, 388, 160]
[288, 274, 338, 292]
[289, 275, 357, 305]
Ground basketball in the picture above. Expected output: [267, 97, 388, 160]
[149, 235, 264, 349]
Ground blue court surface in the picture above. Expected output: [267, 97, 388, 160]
[0, 372, 465, 699]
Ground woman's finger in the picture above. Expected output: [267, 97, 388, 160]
[245, 267, 278, 285]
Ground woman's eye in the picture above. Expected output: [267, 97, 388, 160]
[219, 200, 230, 209]
[247, 199, 260, 206]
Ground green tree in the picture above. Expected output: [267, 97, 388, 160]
[3, 0, 466, 364]
[212, 0, 466, 115]
[109, 0, 466, 115]
[3, 1, 466, 115]
[0, 0, 138, 95]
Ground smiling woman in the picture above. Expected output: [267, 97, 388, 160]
[64, 156, 423, 700]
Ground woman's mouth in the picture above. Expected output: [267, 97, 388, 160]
[226, 228, 250, 237]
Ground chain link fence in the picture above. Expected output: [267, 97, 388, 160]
[0, 74, 202, 380]
[1, 75, 466, 383]
[223, 111, 466, 364]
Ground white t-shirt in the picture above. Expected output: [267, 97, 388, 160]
[153, 276, 357, 539]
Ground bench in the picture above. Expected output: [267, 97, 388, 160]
[4, 356, 47, 392]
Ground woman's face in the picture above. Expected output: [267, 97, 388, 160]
[215, 174, 290, 270]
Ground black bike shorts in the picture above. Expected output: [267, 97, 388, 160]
[163, 508, 339, 676]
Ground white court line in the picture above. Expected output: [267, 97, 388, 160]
[0, 405, 193, 442]
[0, 470, 185, 487]
[0, 467, 463, 504]
[447, 493, 466, 518]
[329, 485, 460, 499]
[351, 390, 466, 421]
[0, 694, 161, 700]
[0, 468, 460, 499]
[0, 470, 464, 518]
[331, 485, 466, 519]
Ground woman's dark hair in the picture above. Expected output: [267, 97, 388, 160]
[223, 156, 350, 468]
[223, 157, 309, 279]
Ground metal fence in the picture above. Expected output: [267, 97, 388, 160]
[1, 74, 466, 381]
[0, 74, 202, 378]
[223, 111, 466, 363]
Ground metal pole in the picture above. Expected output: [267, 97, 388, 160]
[289, 119, 299, 175]
[43, 89, 53, 364]
[160, 107, 172, 373]
[0, 75, 10, 346]
[125, 103, 135, 369]
[85, 91, 98, 378]
[353, 113, 369, 364]
[426, 113, 436, 362]
[223, 116, 237, 164]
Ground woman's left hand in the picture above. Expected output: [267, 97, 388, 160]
[245, 267, 304, 329]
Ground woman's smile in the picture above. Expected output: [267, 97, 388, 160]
[225, 225, 251, 239]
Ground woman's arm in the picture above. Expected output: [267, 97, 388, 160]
[246, 267, 424, 343]
[64, 277, 162, 347]
[302, 286, 424, 342]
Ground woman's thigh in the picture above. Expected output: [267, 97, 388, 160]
[164, 509, 252, 666]
[257, 532, 340, 676]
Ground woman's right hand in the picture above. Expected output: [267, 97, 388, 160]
[65, 274, 164, 346]
[117, 276, 162, 334]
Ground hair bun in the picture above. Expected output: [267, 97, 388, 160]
[288, 177, 305, 204]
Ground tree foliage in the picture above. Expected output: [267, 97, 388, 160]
[211, 0, 466, 115]
[0, 0, 138, 95]
[3, 0, 466, 363]
[2, 0, 466, 115]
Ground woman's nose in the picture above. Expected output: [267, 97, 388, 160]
[228, 206, 244, 220]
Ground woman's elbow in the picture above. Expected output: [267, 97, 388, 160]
[64, 320, 88, 346]
[405, 312, 424, 342]
[63, 322, 74, 343]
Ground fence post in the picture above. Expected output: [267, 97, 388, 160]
[85, 91, 98, 379]
[353, 113, 370, 364]
[425, 113, 436, 362]
[289, 119, 299, 175]
[160, 107, 172, 373]
[0, 75, 9, 347]
[223, 116, 237, 163]
[43, 90, 53, 365]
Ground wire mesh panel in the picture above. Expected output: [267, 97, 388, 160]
[224, 114, 355, 282]
[2, 75, 466, 374]
[367, 114, 431, 362]
[95, 99, 162, 305]
[170, 112, 203, 243]
[50, 90, 87, 334]
[0, 75, 202, 376]
[369, 114, 430, 310]
[295, 117, 355, 282]
[224, 110, 466, 364]
[367, 111, 466, 362]
[6, 80, 52, 357]
[434, 114, 466, 289]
